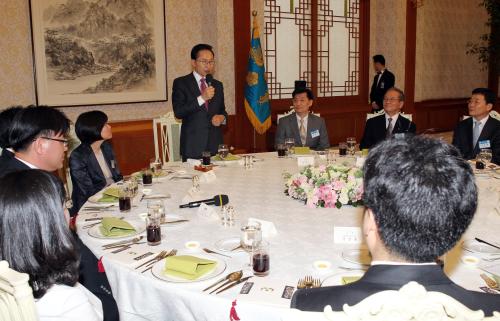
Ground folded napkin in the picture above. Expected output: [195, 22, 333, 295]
[212, 153, 241, 161]
[163, 255, 217, 280]
[98, 187, 120, 203]
[294, 147, 311, 155]
[99, 217, 136, 237]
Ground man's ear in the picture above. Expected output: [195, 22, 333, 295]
[363, 208, 378, 237]
[32, 137, 48, 155]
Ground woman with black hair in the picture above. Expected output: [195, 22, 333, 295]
[69, 111, 122, 215]
[0, 169, 103, 320]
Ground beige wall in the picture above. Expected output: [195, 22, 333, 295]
[369, 0, 407, 94]
[0, 0, 235, 122]
[414, 0, 489, 101]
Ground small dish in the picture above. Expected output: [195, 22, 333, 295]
[141, 188, 152, 195]
[313, 260, 332, 272]
[461, 255, 480, 267]
[184, 241, 200, 251]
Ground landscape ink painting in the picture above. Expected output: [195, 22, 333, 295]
[30, 0, 167, 106]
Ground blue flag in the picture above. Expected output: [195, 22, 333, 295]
[244, 15, 271, 135]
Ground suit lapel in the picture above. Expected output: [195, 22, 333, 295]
[289, 115, 302, 146]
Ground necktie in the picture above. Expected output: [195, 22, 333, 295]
[200, 78, 208, 110]
[386, 117, 393, 138]
[299, 118, 306, 146]
[472, 121, 481, 148]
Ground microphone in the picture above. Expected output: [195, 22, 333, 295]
[205, 74, 213, 87]
[179, 194, 228, 208]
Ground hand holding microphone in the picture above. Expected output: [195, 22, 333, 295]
[179, 194, 229, 208]
[201, 74, 215, 101]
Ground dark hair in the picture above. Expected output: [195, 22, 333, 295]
[75, 110, 109, 144]
[385, 87, 405, 101]
[373, 54, 386, 65]
[472, 87, 496, 105]
[9, 106, 70, 152]
[190, 43, 214, 60]
[363, 136, 477, 262]
[0, 106, 23, 149]
[0, 170, 79, 298]
[292, 87, 314, 100]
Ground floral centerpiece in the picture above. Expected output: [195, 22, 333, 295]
[284, 165, 364, 208]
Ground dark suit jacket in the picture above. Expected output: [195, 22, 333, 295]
[275, 113, 330, 150]
[452, 116, 500, 165]
[172, 73, 228, 160]
[0, 148, 14, 162]
[69, 141, 122, 215]
[0, 153, 29, 178]
[370, 70, 395, 111]
[291, 265, 500, 315]
[0, 158, 119, 321]
[360, 114, 416, 150]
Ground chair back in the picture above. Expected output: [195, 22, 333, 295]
[277, 107, 321, 124]
[462, 110, 500, 121]
[153, 112, 182, 164]
[366, 110, 413, 122]
[282, 281, 500, 321]
[0, 261, 38, 321]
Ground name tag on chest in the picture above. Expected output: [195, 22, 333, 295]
[310, 129, 320, 138]
[478, 140, 491, 149]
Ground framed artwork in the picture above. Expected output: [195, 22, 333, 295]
[29, 0, 167, 106]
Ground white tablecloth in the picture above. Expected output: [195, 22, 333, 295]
[76, 152, 500, 321]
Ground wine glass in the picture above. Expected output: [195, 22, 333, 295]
[218, 144, 229, 159]
[240, 220, 262, 267]
[478, 149, 493, 164]
[346, 137, 356, 156]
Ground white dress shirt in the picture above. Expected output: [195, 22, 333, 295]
[15, 157, 37, 169]
[376, 69, 385, 86]
[472, 115, 489, 138]
[371, 260, 437, 266]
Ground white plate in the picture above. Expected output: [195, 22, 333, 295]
[87, 220, 146, 239]
[151, 253, 227, 283]
[341, 249, 372, 266]
[214, 237, 244, 252]
[462, 239, 500, 254]
[321, 270, 365, 287]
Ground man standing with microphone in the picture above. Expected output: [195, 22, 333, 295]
[172, 44, 228, 161]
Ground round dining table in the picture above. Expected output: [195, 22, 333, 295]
[76, 152, 500, 321]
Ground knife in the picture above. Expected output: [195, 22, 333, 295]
[475, 238, 500, 251]
[215, 276, 253, 294]
[161, 219, 189, 225]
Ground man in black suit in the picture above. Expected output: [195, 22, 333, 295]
[369, 55, 395, 112]
[172, 43, 228, 161]
[0, 106, 23, 161]
[0, 106, 119, 321]
[452, 87, 500, 165]
[360, 87, 416, 150]
[291, 136, 500, 315]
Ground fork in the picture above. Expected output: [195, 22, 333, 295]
[312, 278, 321, 288]
[296, 278, 306, 289]
[304, 275, 313, 288]
[141, 249, 177, 273]
[203, 248, 231, 258]
[135, 250, 167, 270]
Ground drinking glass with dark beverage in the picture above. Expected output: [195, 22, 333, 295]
[118, 187, 132, 212]
[142, 168, 153, 186]
[218, 144, 229, 160]
[276, 144, 286, 158]
[147, 207, 162, 246]
[339, 142, 347, 156]
[202, 151, 211, 166]
[252, 240, 270, 276]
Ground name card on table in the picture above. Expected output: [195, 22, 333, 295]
[237, 277, 296, 307]
[197, 203, 219, 219]
[334, 226, 363, 244]
[200, 170, 216, 183]
[248, 218, 277, 238]
[297, 156, 315, 167]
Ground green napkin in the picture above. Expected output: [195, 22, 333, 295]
[294, 147, 311, 155]
[163, 255, 217, 280]
[98, 187, 120, 203]
[212, 153, 241, 161]
[99, 217, 136, 237]
[342, 275, 362, 285]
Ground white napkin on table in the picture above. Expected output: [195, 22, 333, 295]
[248, 218, 277, 238]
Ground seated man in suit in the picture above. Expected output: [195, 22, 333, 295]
[370, 54, 395, 112]
[291, 135, 500, 315]
[0, 106, 23, 161]
[360, 87, 416, 150]
[452, 87, 500, 165]
[275, 88, 330, 150]
[0, 106, 119, 321]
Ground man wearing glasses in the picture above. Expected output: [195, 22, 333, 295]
[452, 87, 500, 165]
[360, 87, 416, 150]
[172, 43, 228, 161]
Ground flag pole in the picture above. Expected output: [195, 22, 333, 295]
[252, 10, 258, 152]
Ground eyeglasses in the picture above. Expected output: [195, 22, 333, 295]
[40, 136, 69, 146]
[383, 98, 400, 102]
[196, 59, 215, 66]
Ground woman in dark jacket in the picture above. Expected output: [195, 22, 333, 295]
[69, 111, 122, 215]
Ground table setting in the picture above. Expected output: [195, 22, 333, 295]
[75, 151, 500, 320]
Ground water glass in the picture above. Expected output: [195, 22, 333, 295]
[346, 137, 356, 156]
[284, 138, 295, 157]
[478, 148, 493, 164]
[252, 240, 270, 276]
[218, 144, 229, 159]
[240, 220, 262, 267]
[150, 158, 162, 175]
[147, 200, 165, 223]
